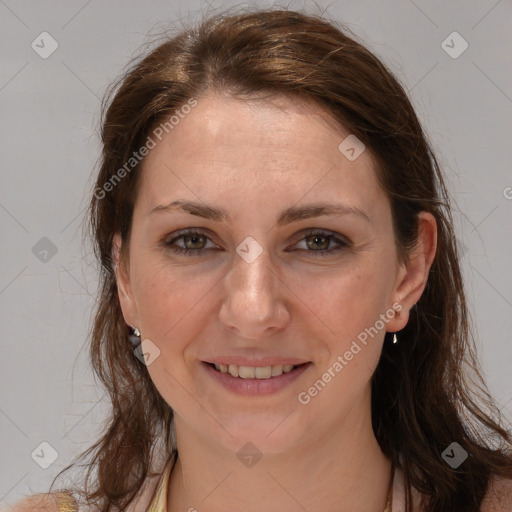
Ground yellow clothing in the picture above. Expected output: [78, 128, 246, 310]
[145, 456, 174, 512]
[54, 492, 79, 512]
[54, 457, 174, 512]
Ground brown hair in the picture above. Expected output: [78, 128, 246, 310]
[48, 7, 512, 511]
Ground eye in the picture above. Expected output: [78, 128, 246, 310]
[289, 229, 350, 257]
[163, 228, 350, 257]
[164, 229, 218, 256]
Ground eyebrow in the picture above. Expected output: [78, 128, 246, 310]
[149, 200, 371, 226]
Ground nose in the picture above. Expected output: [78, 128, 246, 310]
[218, 246, 290, 340]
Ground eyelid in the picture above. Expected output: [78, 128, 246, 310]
[288, 228, 351, 247]
[164, 228, 220, 249]
[163, 227, 351, 257]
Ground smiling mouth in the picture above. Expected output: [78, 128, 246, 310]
[205, 362, 309, 379]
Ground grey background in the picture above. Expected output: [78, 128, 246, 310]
[1, 0, 511, 505]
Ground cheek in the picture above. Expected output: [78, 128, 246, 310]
[131, 263, 216, 407]
[294, 264, 391, 416]
[132, 246, 395, 351]
[302, 261, 394, 349]
[134, 262, 212, 345]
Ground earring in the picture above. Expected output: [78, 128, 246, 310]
[129, 326, 141, 347]
[392, 333, 398, 344]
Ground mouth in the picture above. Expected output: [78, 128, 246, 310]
[204, 361, 310, 379]
[201, 360, 312, 395]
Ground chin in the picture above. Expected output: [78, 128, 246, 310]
[206, 412, 304, 456]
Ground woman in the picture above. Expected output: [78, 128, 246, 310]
[10, 7, 512, 512]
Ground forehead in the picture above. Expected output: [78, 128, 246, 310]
[136, 92, 384, 218]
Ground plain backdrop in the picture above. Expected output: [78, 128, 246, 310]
[1, 0, 511, 505]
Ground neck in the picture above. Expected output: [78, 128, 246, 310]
[166, 393, 392, 512]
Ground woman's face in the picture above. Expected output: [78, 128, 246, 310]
[115, 92, 430, 454]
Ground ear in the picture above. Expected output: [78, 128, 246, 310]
[386, 212, 437, 332]
[112, 233, 140, 330]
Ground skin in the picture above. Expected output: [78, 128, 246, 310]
[113, 91, 437, 512]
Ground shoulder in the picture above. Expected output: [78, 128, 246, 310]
[391, 468, 512, 512]
[3, 493, 63, 512]
[480, 475, 512, 512]
[4, 461, 169, 512]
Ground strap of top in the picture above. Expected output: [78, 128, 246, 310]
[145, 455, 176, 512]
[54, 491, 79, 512]
[51, 454, 176, 512]
[383, 462, 395, 512]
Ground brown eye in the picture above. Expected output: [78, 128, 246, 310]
[165, 229, 217, 255]
[291, 229, 350, 258]
[182, 233, 207, 250]
[305, 233, 331, 251]
[164, 228, 350, 258]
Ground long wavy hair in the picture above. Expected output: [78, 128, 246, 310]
[48, 7, 512, 512]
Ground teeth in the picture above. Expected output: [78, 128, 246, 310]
[213, 363, 298, 379]
[255, 366, 272, 379]
[271, 365, 283, 377]
[238, 365, 255, 378]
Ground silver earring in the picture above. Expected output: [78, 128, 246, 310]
[392, 333, 398, 344]
[129, 326, 141, 347]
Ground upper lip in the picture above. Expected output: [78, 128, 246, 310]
[203, 356, 310, 367]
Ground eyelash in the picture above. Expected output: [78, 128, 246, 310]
[163, 228, 350, 258]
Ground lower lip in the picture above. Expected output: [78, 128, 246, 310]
[201, 362, 312, 395]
